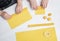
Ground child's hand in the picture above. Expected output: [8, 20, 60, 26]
[0, 11, 11, 20]
[28, 0, 37, 9]
[16, 0, 22, 14]
[16, 4, 22, 14]
[28, 0, 48, 9]
[41, 0, 48, 8]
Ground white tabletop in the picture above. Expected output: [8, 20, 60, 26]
[0, 0, 60, 41]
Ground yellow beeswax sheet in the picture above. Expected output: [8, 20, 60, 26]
[7, 8, 32, 29]
[16, 27, 57, 41]
[35, 6, 45, 14]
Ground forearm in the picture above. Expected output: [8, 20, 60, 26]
[41, 0, 48, 2]
[17, 0, 22, 5]
[41, 0, 48, 1]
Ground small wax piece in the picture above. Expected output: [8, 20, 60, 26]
[48, 13, 52, 16]
[47, 17, 52, 21]
[43, 16, 47, 20]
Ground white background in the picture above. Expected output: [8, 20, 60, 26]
[0, 0, 60, 41]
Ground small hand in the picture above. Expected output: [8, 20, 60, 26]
[16, 0, 22, 14]
[41, 0, 48, 8]
[0, 11, 11, 20]
[28, 0, 38, 9]
[15, 4, 22, 14]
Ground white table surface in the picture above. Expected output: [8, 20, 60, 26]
[0, 0, 60, 41]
